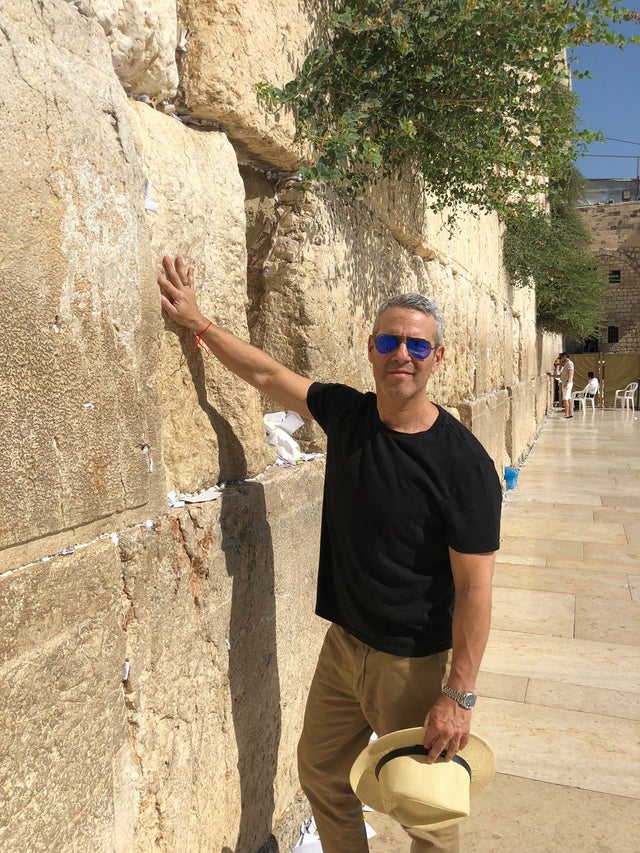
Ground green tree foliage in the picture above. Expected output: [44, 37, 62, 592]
[257, 0, 638, 215]
[502, 169, 609, 339]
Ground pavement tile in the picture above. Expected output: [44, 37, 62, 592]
[493, 562, 632, 599]
[622, 521, 640, 545]
[574, 595, 640, 645]
[524, 679, 640, 721]
[594, 506, 640, 523]
[475, 670, 528, 703]
[369, 776, 640, 853]
[583, 540, 640, 564]
[472, 697, 640, 799]
[491, 587, 575, 638]
[545, 554, 636, 573]
[481, 630, 640, 692]
[499, 515, 627, 544]
[458, 775, 640, 853]
[506, 502, 596, 521]
[497, 537, 579, 563]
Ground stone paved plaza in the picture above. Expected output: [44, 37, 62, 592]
[368, 407, 640, 852]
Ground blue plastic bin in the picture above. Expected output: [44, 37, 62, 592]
[504, 467, 518, 489]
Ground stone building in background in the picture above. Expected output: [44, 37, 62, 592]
[578, 196, 640, 353]
[572, 195, 640, 407]
[0, 2, 560, 852]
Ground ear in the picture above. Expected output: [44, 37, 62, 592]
[430, 345, 445, 374]
[367, 334, 375, 363]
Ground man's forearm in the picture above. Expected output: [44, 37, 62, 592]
[197, 322, 310, 405]
[446, 549, 495, 692]
[447, 583, 492, 691]
[421, 555, 494, 762]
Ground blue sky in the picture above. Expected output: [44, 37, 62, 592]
[571, 2, 640, 179]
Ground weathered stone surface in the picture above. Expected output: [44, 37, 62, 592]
[126, 100, 273, 489]
[0, 540, 132, 853]
[458, 392, 509, 476]
[581, 201, 640, 252]
[363, 173, 506, 288]
[117, 463, 324, 853]
[513, 284, 539, 382]
[0, 0, 166, 569]
[506, 379, 538, 464]
[177, 0, 325, 169]
[0, 463, 324, 853]
[535, 374, 553, 425]
[76, 0, 180, 100]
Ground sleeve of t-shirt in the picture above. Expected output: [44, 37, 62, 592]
[441, 444, 502, 554]
[307, 381, 363, 433]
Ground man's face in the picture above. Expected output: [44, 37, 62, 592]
[367, 307, 445, 401]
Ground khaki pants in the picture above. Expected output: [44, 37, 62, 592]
[298, 624, 459, 853]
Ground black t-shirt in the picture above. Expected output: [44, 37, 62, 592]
[307, 382, 502, 657]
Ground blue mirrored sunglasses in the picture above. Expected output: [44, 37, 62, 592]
[374, 333, 433, 360]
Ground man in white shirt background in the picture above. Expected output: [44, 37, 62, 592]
[585, 371, 599, 398]
[559, 352, 575, 419]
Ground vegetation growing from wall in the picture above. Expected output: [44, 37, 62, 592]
[257, 0, 639, 217]
[502, 168, 608, 340]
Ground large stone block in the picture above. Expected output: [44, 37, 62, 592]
[78, 0, 180, 100]
[506, 379, 538, 463]
[474, 293, 506, 397]
[178, 0, 327, 170]
[429, 269, 481, 405]
[0, 540, 132, 853]
[535, 375, 553, 425]
[513, 286, 538, 381]
[363, 172, 507, 297]
[457, 391, 509, 477]
[0, 0, 166, 571]
[126, 101, 273, 489]
[117, 462, 325, 851]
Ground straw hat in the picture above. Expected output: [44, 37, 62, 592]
[350, 728, 495, 833]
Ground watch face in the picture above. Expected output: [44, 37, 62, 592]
[463, 694, 477, 709]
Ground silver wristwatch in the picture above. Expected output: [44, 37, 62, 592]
[442, 683, 477, 709]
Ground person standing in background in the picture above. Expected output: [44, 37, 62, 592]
[546, 358, 561, 409]
[559, 352, 574, 419]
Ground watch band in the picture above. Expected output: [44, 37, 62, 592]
[442, 683, 477, 709]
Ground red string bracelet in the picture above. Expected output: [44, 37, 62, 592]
[193, 321, 212, 355]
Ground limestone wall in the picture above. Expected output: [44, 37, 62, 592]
[0, 1, 559, 851]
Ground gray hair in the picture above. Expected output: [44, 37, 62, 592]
[373, 293, 444, 347]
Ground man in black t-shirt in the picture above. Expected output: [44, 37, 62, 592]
[159, 256, 502, 853]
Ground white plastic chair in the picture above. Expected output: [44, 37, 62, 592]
[571, 385, 596, 412]
[614, 381, 638, 411]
